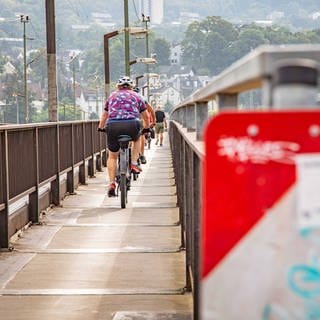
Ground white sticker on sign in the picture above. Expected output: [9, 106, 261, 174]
[296, 154, 320, 229]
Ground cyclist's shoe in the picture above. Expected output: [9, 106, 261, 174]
[130, 163, 142, 174]
[107, 182, 116, 197]
[140, 155, 147, 164]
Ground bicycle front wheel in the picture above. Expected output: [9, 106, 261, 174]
[120, 174, 127, 208]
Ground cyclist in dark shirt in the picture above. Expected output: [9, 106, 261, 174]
[154, 106, 167, 146]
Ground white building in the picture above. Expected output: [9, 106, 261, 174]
[139, 0, 164, 24]
[170, 44, 182, 65]
[150, 86, 181, 109]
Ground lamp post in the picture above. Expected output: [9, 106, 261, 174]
[69, 53, 79, 120]
[104, 27, 148, 99]
[20, 14, 29, 123]
[124, 0, 130, 76]
[104, 30, 119, 99]
[142, 14, 150, 101]
[135, 75, 144, 87]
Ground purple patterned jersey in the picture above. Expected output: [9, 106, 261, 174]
[105, 88, 146, 120]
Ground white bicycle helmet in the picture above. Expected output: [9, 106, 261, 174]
[117, 76, 133, 87]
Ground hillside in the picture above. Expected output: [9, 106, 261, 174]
[0, 0, 319, 32]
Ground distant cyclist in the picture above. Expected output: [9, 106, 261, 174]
[98, 76, 150, 197]
[133, 87, 155, 164]
[155, 105, 167, 146]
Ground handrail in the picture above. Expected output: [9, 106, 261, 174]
[175, 44, 320, 109]
[169, 44, 320, 320]
[0, 120, 107, 249]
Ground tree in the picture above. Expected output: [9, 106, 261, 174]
[230, 26, 268, 61]
[181, 16, 238, 75]
[151, 38, 171, 65]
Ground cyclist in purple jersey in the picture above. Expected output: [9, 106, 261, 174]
[98, 76, 150, 197]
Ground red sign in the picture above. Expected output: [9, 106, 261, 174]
[202, 110, 320, 277]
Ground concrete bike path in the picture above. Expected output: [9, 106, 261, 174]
[0, 136, 192, 320]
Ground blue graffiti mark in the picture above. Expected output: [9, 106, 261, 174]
[262, 228, 320, 320]
[287, 265, 320, 300]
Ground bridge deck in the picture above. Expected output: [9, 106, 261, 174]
[0, 139, 192, 319]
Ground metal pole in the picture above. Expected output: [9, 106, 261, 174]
[16, 95, 19, 124]
[124, 0, 130, 76]
[104, 31, 118, 98]
[271, 58, 320, 109]
[46, 0, 58, 122]
[146, 21, 150, 101]
[142, 14, 150, 101]
[73, 58, 76, 119]
[21, 15, 29, 123]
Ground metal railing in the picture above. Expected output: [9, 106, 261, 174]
[0, 120, 107, 249]
[169, 44, 320, 319]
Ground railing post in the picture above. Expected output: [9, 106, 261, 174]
[217, 93, 238, 109]
[271, 58, 319, 108]
[79, 122, 87, 185]
[51, 124, 60, 206]
[195, 101, 208, 141]
[67, 123, 75, 195]
[88, 122, 96, 178]
[186, 104, 196, 132]
[193, 153, 201, 320]
[182, 107, 187, 128]
[29, 127, 39, 223]
[262, 78, 273, 108]
[0, 130, 9, 248]
[178, 109, 183, 126]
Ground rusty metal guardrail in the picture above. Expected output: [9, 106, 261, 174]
[169, 44, 320, 319]
[0, 120, 107, 249]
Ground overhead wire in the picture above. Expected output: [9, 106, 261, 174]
[132, 0, 141, 21]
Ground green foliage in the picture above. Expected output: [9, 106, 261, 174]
[151, 38, 171, 65]
[181, 16, 320, 76]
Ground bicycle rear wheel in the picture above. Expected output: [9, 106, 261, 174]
[120, 174, 127, 208]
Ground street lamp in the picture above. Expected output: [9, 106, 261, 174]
[104, 30, 119, 98]
[104, 27, 149, 98]
[20, 14, 29, 123]
[69, 52, 79, 119]
[142, 14, 151, 101]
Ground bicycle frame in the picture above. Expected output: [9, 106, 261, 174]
[117, 135, 132, 208]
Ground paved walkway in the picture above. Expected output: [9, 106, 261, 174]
[0, 137, 192, 319]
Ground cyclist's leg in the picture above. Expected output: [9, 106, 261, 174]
[155, 123, 160, 145]
[140, 135, 147, 164]
[132, 139, 141, 169]
[159, 123, 164, 146]
[130, 121, 143, 172]
[107, 151, 118, 183]
[106, 122, 121, 196]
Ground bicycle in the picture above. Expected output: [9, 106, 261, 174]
[98, 127, 149, 208]
[116, 135, 133, 208]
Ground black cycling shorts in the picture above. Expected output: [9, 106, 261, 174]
[106, 119, 141, 152]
